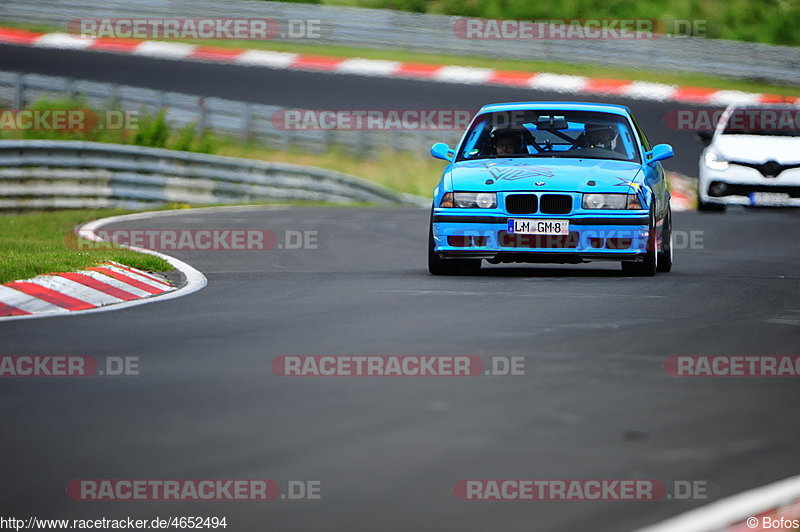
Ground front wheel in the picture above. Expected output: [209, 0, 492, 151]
[428, 224, 481, 276]
[698, 197, 726, 212]
[656, 207, 673, 273]
[697, 182, 725, 212]
[621, 206, 658, 277]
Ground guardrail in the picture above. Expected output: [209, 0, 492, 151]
[0, 70, 460, 158]
[1, 0, 799, 85]
[0, 140, 428, 209]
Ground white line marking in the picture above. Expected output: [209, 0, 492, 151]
[634, 474, 800, 532]
[0, 285, 69, 315]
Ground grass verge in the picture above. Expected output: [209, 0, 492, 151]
[0, 199, 386, 285]
[0, 209, 174, 284]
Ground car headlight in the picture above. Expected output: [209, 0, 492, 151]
[704, 151, 729, 170]
[582, 193, 641, 210]
[440, 192, 497, 208]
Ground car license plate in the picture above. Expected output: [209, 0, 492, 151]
[750, 192, 791, 206]
[507, 218, 569, 235]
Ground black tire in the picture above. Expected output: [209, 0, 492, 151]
[697, 183, 725, 212]
[698, 198, 726, 212]
[428, 223, 481, 276]
[656, 207, 673, 273]
[621, 204, 658, 277]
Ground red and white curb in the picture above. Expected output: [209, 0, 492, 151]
[635, 474, 800, 532]
[0, 210, 207, 322]
[0, 261, 175, 317]
[667, 172, 696, 212]
[1, 27, 797, 106]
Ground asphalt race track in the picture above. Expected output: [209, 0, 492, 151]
[3, 206, 800, 531]
[2, 44, 800, 531]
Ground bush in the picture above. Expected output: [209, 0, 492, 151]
[2, 98, 219, 154]
[273, 0, 800, 46]
[133, 109, 169, 148]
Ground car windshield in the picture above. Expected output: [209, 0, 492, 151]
[456, 110, 641, 163]
[721, 108, 800, 137]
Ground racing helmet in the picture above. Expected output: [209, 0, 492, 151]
[584, 124, 619, 149]
[490, 128, 524, 155]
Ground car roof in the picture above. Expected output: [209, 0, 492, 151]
[477, 102, 632, 116]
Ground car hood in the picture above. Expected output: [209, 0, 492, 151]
[712, 134, 800, 164]
[446, 158, 643, 193]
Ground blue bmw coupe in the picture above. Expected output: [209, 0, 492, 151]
[428, 102, 675, 276]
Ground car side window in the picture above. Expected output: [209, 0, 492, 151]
[459, 121, 487, 159]
[630, 116, 652, 152]
[615, 122, 638, 161]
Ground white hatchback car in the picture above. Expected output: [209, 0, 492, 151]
[697, 103, 800, 211]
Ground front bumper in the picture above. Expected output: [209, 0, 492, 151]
[699, 166, 800, 207]
[432, 211, 651, 263]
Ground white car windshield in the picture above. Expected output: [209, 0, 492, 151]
[721, 107, 800, 137]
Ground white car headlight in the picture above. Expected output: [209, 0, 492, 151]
[704, 151, 729, 171]
[582, 193, 632, 210]
[452, 192, 497, 209]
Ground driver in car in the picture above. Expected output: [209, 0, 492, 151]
[491, 129, 525, 156]
[582, 124, 620, 152]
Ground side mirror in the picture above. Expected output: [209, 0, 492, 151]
[645, 143, 674, 164]
[430, 143, 455, 162]
[695, 130, 714, 146]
